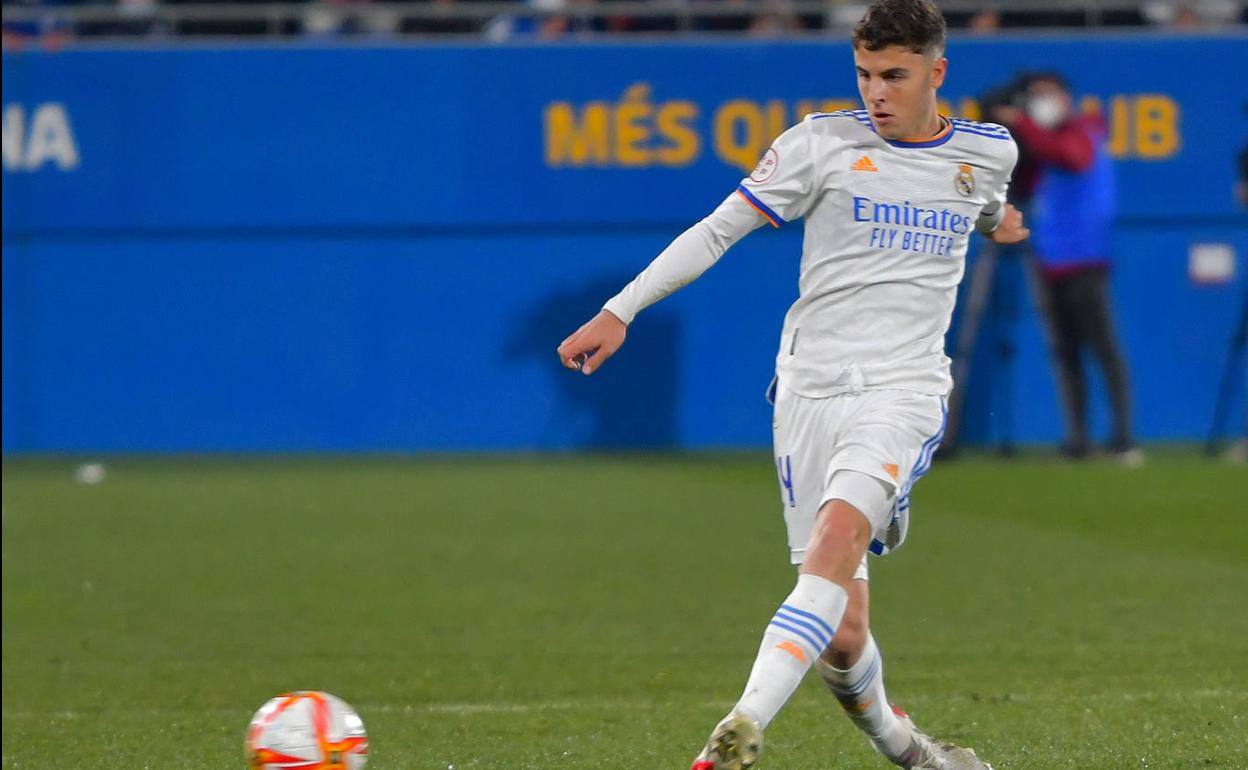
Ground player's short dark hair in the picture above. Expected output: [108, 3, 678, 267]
[852, 0, 947, 58]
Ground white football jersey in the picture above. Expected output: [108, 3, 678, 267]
[736, 110, 1018, 398]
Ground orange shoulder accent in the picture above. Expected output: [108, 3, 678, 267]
[735, 188, 782, 228]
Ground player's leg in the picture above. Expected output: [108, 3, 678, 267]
[730, 471, 887, 728]
[819, 569, 869, 670]
[816, 579, 993, 770]
[732, 496, 870, 722]
[809, 471, 920, 765]
[807, 397, 990, 770]
[815, 566, 920, 766]
[691, 389, 863, 769]
[693, 497, 870, 770]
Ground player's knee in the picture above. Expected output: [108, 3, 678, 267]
[812, 500, 872, 552]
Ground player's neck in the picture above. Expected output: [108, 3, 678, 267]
[899, 111, 946, 143]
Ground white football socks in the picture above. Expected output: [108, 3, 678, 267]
[732, 573, 848, 730]
[815, 633, 914, 763]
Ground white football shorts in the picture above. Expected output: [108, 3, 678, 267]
[770, 382, 947, 567]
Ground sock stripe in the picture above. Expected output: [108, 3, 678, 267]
[779, 603, 837, 639]
[767, 618, 827, 655]
[773, 608, 834, 650]
[836, 652, 882, 697]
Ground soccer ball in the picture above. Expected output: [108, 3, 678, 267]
[246, 691, 369, 769]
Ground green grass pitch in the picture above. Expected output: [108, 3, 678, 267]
[3, 453, 1246, 768]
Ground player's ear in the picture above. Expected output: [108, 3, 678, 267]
[930, 57, 948, 89]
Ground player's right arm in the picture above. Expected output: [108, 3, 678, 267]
[557, 119, 818, 376]
[556, 194, 764, 374]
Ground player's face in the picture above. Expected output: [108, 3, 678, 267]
[853, 45, 947, 140]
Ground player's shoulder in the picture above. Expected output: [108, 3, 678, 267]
[948, 117, 1018, 165]
[949, 118, 1016, 150]
[949, 117, 1014, 139]
[767, 110, 872, 159]
[800, 109, 878, 142]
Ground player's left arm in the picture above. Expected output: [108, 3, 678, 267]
[976, 137, 1029, 244]
[986, 202, 1028, 244]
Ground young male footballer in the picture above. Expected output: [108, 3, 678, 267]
[557, 0, 1027, 766]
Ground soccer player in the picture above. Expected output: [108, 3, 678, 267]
[556, 0, 1028, 767]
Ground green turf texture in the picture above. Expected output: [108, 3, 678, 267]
[3, 454, 1246, 768]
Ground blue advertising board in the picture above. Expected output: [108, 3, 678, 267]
[3, 35, 1247, 451]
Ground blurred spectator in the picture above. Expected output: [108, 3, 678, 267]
[1, 0, 1243, 42]
[1173, 3, 1201, 26]
[485, 0, 601, 40]
[304, 0, 399, 36]
[537, 0, 598, 37]
[968, 7, 1001, 32]
[1142, 0, 1239, 26]
[825, 0, 868, 32]
[2, 0, 72, 49]
[595, 0, 681, 34]
[748, 0, 804, 35]
[992, 73, 1140, 463]
[80, 0, 168, 38]
[690, 0, 754, 33]
[118, 0, 157, 27]
[407, 0, 477, 35]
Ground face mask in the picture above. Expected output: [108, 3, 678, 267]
[1026, 94, 1067, 129]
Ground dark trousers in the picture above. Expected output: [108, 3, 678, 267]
[1039, 267, 1134, 453]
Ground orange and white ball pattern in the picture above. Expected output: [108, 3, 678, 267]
[246, 691, 368, 769]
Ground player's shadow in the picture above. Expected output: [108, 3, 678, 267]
[506, 276, 681, 449]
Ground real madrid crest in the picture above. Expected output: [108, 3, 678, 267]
[954, 163, 975, 197]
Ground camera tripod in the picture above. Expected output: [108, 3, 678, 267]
[942, 239, 1038, 456]
[1206, 283, 1248, 456]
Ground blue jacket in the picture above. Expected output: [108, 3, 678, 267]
[1023, 114, 1116, 270]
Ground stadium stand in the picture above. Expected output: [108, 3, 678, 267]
[2, 0, 1245, 42]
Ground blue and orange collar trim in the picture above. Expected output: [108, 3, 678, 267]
[881, 116, 954, 149]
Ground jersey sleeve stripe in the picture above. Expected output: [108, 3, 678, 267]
[953, 125, 1013, 141]
[735, 184, 785, 228]
[950, 118, 1011, 134]
[811, 111, 872, 127]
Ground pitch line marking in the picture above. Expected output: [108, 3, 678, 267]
[4, 689, 1245, 722]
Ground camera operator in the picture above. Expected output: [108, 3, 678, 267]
[990, 73, 1140, 463]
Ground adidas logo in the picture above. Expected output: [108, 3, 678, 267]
[851, 155, 878, 172]
[776, 640, 808, 663]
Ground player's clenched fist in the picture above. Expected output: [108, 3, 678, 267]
[989, 203, 1030, 244]
[557, 310, 627, 375]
